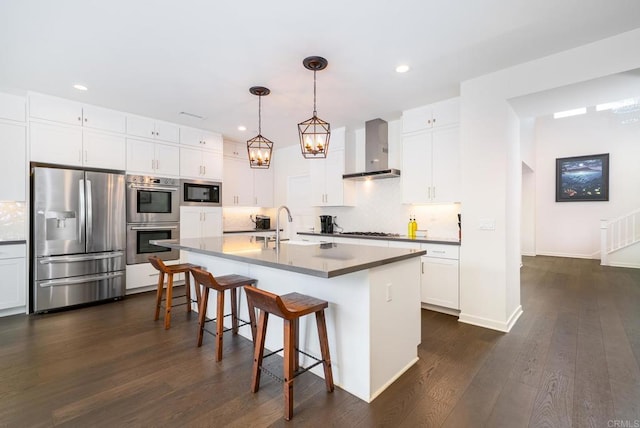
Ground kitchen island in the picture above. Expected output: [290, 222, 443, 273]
[154, 235, 425, 402]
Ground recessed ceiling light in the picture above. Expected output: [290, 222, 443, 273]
[73, 84, 88, 91]
[395, 65, 410, 73]
[237, 125, 247, 131]
[553, 107, 586, 119]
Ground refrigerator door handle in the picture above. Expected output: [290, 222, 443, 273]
[38, 251, 125, 264]
[78, 178, 85, 244]
[86, 179, 93, 249]
[38, 271, 125, 287]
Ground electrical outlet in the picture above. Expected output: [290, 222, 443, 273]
[386, 283, 392, 302]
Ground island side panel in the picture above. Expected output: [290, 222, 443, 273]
[368, 257, 421, 401]
[184, 250, 374, 402]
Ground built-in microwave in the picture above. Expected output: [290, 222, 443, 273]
[180, 179, 221, 206]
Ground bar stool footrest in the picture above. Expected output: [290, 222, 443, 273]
[201, 315, 252, 337]
[259, 348, 326, 383]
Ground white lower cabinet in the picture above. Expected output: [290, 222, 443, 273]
[420, 244, 459, 310]
[0, 244, 26, 312]
[125, 261, 184, 292]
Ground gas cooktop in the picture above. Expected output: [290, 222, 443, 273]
[340, 231, 400, 237]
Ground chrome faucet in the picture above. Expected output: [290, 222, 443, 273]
[275, 205, 293, 246]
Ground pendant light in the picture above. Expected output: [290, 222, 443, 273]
[298, 56, 330, 159]
[247, 86, 273, 169]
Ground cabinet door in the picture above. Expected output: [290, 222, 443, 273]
[223, 141, 245, 158]
[126, 138, 155, 173]
[0, 92, 26, 122]
[202, 150, 223, 181]
[324, 148, 347, 206]
[126, 116, 156, 140]
[431, 126, 460, 203]
[179, 146, 204, 179]
[154, 121, 179, 143]
[30, 122, 83, 166]
[0, 123, 26, 201]
[180, 206, 204, 239]
[402, 104, 433, 134]
[154, 143, 180, 176]
[253, 168, 273, 207]
[82, 105, 126, 133]
[308, 160, 326, 206]
[0, 245, 26, 310]
[431, 98, 459, 128]
[179, 127, 203, 147]
[83, 130, 126, 170]
[223, 157, 251, 206]
[202, 207, 222, 237]
[401, 131, 431, 203]
[29, 93, 82, 126]
[421, 256, 459, 309]
[201, 131, 223, 151]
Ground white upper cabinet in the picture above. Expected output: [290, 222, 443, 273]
[401, 97, 460, 204]
[30, 121, 125, 170]
[0, 93, 26, 122]
[0, 122, 26, 201]
[29, 93, 126, 133]
[402, 97, 459, 134]
[180, 126, 223, 150]
[222, 145, 273, 207]
[126, 138, 180, 176]
[308, 127, 355, 206]
[126, 115, 179, 143]
[179, 146, 223, 181]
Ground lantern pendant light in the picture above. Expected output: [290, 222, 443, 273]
[298, 56, 330, 159]
[247, 86, 274, 169]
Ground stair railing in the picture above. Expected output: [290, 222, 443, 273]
[601, 208, 640, 265]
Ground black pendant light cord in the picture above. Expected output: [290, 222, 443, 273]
[258, 95, 262, 135]
[313, 69, 317, 116]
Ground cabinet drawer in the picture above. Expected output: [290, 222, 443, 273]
[0, 244, 26, 259]
[420, 243, 459, 259]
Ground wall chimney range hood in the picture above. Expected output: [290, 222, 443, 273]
[343, 118, 400, 180]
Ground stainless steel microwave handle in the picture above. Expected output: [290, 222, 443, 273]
[130, 225, 178, 231]
[39, 251, 125, 264]
[128, 184, 178, 192]
[38, 271, 124, 287]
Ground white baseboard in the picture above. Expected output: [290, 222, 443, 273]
[0, 306, 27, 318]
[607, 261, 640, 269]
[521, 251, 536, 257]
[368, 357, 419, 403]
[534, 251, 597, 260]
[458, 305, 523, 333]
[421, 302, 460, 317]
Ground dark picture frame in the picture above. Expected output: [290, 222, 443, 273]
[556, 153, 609, 202]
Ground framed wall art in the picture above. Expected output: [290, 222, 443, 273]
[556, 153, 609, 202]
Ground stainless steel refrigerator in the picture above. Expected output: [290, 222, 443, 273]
[31, 166, 126, 312]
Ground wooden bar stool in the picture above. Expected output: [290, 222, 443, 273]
[244, 287, 334, 421]
[148, 256, 200, 330]
[189, 266, 258, 362]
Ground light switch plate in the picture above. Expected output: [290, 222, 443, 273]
[479, 219, 496, 230]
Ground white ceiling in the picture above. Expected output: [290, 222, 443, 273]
[2, 0, 640, 148]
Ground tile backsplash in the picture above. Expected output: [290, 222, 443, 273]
[0, 201, 26, 240]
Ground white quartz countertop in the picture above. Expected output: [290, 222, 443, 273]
[153, 235, 425, 278]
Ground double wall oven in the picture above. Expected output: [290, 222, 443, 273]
[126, 175, 180, 264]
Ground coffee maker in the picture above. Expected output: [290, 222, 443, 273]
[319, 215, 334, 234]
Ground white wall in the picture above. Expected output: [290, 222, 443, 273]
[459, 28, 640, 332]
[534, 110, 640, 258]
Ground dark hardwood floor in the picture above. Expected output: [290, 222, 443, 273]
[1, 256, 639, 427]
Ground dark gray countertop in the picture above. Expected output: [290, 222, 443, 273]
[153, 235, 425, 278]
[223, 229, 280, 234]
[297, 231, 461, 246]
[0, 240, 27, 246]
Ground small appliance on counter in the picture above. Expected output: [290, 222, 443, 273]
[255, 215, 271, 230]
[319, 215, 334, 234]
